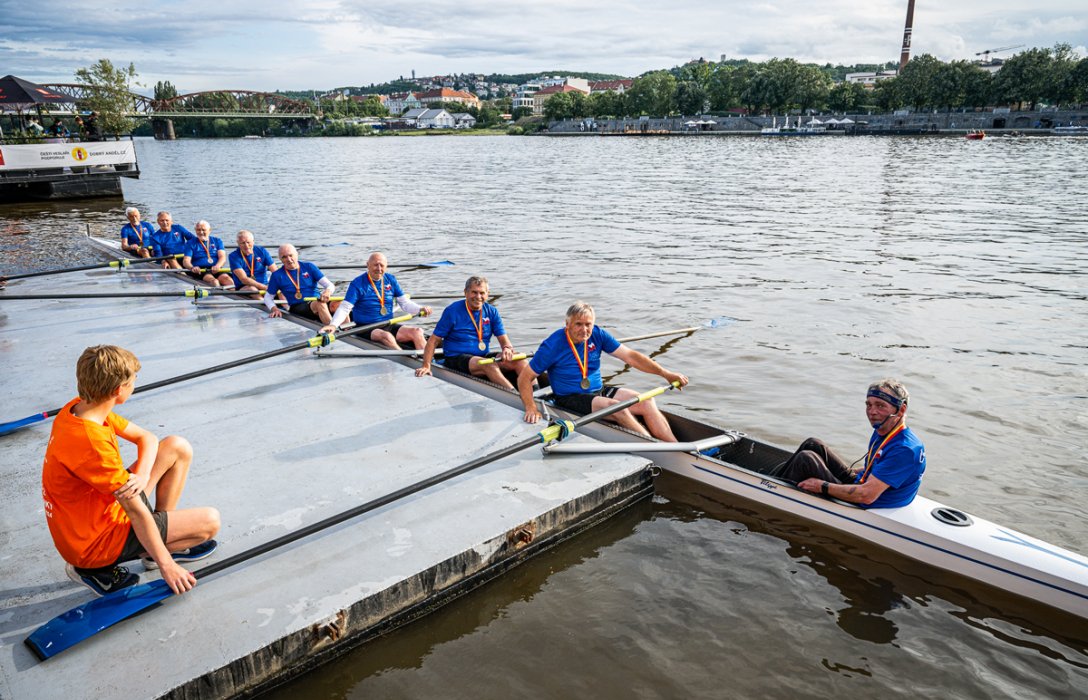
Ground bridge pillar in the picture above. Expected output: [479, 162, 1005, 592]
[152, 119, 176, 140]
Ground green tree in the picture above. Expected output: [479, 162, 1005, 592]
[627, 71, 677, 116]
[993, 47, 1054, 109]
[794, 64, 831, 112]
[1050, 43, 1079, 106]
[826, 81, 867, 112]
[154, 80, 177, 101]
[543, 92, 576, 121]
[1069, 57, 1088, 103]
[708, 63, 740, 111]
[675, 80, 708, 115]
[895, 53, 942, 109]
[74, 59, 139, 137]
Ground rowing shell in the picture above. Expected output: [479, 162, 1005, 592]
[84, 232, 1088, 622]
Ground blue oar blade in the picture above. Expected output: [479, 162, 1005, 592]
[0, 412, 48, 437]
[420, 260, 455, 267]
[25, 579, 173, 660]
[703, 316, 738, 329]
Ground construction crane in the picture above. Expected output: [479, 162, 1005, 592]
[975, 44, 1024, 62]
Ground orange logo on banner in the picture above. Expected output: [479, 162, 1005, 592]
[0, 148, 5, 166]
[71, 147, 89, 161]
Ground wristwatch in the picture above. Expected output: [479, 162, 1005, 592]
[820, 481, 829, 496]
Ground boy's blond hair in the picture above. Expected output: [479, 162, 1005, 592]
[76, 345, 141, 403]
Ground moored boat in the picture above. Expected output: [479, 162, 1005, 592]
[966, 130, 986, 140]
[1052, 125, 1088, 136]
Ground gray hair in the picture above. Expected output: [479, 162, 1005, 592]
[867, 378, 909, 409]
[237, 229, 254, 242]
[565, 301, 595, 322]
[195, 220, 210, 230]
[125, 207, 140, 217]
[464, 275, 489, 291]
[156, 211, 172, 219]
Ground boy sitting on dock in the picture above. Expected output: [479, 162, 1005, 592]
[41, 345, 220, 596]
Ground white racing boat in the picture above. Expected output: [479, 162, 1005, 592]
[83, 233, 1088, 622]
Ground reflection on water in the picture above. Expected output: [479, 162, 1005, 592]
[3, 135, 1086, 697]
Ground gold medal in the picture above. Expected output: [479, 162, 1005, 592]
[478, 341, 486, 351]
[580, 378, 590, 390]
[295, 292, 302, 300]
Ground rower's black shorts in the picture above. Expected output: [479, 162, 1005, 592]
[288, 301, 319, 319]
[359, 323, 403, 341]
[185, 269, 210, 281]
[552, 385, 620, 415]
[442, 354, 477, 374]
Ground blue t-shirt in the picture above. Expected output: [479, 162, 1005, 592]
[267, 261, 325, 301]
[150, 225, 194, 257]
[433, 301, 507, 358]
[342, 273, 405, 324]
[229, 247, 275, 288]
[120, 221, 155, 249]
[183, 236, 227, 269]
[528, 326, 621, 396]
[859, 426, 926, 508]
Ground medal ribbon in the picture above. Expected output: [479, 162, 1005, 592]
[288, 266, 302, 297]
[199, 239, 213, 267]
[564, 330, 589, 386]
[242, 252, 256, 278]
[368, 274, 386, 314]
[858, 422, 906, 483]
[465, 300, 484, 346]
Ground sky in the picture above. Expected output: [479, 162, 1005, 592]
[1, 0, 1085, 94]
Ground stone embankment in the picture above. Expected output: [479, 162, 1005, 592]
[545, 109, 1088, 135]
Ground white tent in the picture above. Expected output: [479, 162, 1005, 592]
[807, 118, 823, 125]
[685, 120, 699, 126]
[825, 118, 841, 124]
[839, 117, 855, 124]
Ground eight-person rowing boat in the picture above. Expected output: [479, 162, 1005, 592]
[27, 231, 1088, 622]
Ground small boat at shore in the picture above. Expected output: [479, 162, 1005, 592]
[81, 232, 1088, 622]
[761, 116, 829, 136]
[1052, 125, 1088, 136]
[966, 130, 986, 140]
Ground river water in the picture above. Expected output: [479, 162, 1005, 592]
[2, 133, 1086, 697]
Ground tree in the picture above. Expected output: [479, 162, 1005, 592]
[827, 81, 867, 112]
[543, 92, 576, 121]
[74, 59, 139, 137]
[708, 63, 740, 111]
[627, 71, 677, 116]
[895, 53, 942, 109]
[1070, 58, 1088, 104]
[154, 80, 177, 101]
[993, 47, 1054, 109]
[794, 64, 831, 112]
[675, 80, 708, 115]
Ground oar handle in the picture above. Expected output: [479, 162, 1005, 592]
[535, 381, 683, 443]
[477, 351, 530, 366]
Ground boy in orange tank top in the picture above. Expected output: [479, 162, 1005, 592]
[41, 345, 221, 596]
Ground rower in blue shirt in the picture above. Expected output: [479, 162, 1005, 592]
[264, 244, 335, 324]
[120, 207, 155, 258]
[150, 211, 194, 269]
[773, 379, 927, 508]
[414, 275, 528, 389]
[320, 252, 431, 350]
[181, 221, 233, 286]
[517, 301, 688, 441]
[229, 230, 277, 292]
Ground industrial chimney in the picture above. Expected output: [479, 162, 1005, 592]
[899, 0, 916, 71]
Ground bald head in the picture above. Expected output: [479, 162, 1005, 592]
[366, 252, 387, 280]
[278, 244, 299, 269]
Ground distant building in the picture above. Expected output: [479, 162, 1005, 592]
[844, 71, 898, 88]
[589, 80, 633, 94]
[513, 83, 541, 113]
[416, 88, 480, 109]
[386, 92, 423, 115]
[403, 108, 455, 128]
[533, 83, 589, 115]
[451, 112, 477, 129]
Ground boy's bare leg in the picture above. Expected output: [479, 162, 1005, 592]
[144, 435, 220, 551]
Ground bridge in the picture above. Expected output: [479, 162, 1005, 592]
[39, 85, 319, 120]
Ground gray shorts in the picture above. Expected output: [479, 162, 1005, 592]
[114, 492, 169, 565]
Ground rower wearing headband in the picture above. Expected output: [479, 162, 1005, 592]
[773, 378, 927, 508]
[517, 301, 688, 441]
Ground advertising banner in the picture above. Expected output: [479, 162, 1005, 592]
[0, 141, 137, 171]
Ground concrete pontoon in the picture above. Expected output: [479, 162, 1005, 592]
[0, 265, 652, 699]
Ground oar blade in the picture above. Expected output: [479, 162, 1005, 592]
[0, 412, 48, 437]
[420, 260, 455, 267]
[25, 579, 173, 660]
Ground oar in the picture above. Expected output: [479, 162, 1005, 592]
[1, 254, 184, 282]
[476, 326, 700, 366]
[117, 268, 231, 274]
[317, 261, 455, 270]
[0, 314, 416, 437]
[0, 288, 244, 300]
[23, 381, 679, 660]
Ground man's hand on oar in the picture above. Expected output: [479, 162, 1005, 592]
[23, 380, 679, 661]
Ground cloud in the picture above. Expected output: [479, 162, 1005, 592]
[0, 0, 1084, 91]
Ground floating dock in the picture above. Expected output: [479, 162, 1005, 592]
[0, 264, 653, 698]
